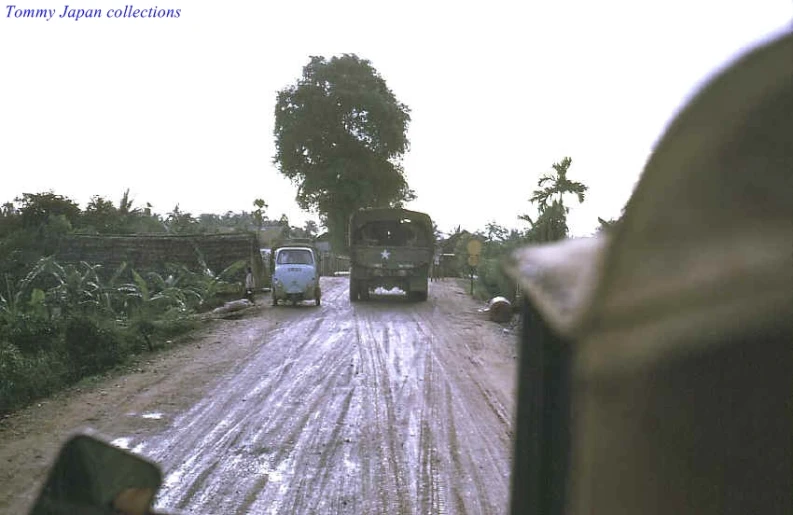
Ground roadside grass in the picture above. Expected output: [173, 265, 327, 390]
[454, 259, 517, 302]
[0, 315, 206, 417]
[454, 277, 491, 302]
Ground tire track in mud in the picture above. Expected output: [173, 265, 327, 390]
[417, 342, 446, 514]
[355, 308, 412, 513]
[146, 285, 361, 513]
[351, 294, 512, 515]
[412, 297, 513, 514]
[216, 316, 360, 514]
[144, 309, 322, 472]
[113, 278, 513, 514]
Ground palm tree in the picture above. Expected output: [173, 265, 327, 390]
[519, 157, 588, 242]
[118, 189, 134, 215]
[530, 157, 587, 213]
[253, 199, 268, 232]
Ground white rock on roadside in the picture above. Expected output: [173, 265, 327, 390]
[211, 299, 254, 315]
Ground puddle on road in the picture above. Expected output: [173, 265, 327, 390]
[344, 456, 358, 475]
[111, 437, 132, 449]
[110, 437, 146, 454]
[164, 468, 184, 489]
[125, 411, 166, 420]
[256, 455, 289, 484]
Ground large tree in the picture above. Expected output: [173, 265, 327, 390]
[274, 54, 414, 251]
[519, 157, 588, 242]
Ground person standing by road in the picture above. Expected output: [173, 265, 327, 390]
[432, 253, 441, 282]
[244, 266, 256, 304]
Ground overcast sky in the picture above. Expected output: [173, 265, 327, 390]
[2, 1, 791, 236]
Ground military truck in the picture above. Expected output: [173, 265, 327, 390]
[348, 208, 434, 302]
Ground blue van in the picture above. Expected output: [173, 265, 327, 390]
[271, 245, 321, 306]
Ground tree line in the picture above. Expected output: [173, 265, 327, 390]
[1, 190, 318, 238]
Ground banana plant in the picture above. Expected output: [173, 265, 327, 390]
[191, 256, 247, 307]
[117, 266, 202, 351]
[96, 261, 130, 317]
[0, 256, 56, 318]
[46, 261, 104, 317]
[118, 267, 203, 316]
[145, 269, 202, 313]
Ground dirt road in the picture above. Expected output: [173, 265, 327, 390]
[0, 277, 518, 514]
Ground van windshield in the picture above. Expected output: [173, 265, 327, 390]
[277, 249, 314, 265]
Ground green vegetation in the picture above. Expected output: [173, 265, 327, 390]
[274, 54, 414, 252]
[448, 157, 590, 303]
[451, 226, 527, 303]
[0, 190, 293, 416]
[0, 252, 247, 415]
[519, 156, 588, 243]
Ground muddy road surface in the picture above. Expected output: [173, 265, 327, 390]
[1, 277, 518, 514]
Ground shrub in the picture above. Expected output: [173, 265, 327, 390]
[154, 316, 201, 342]
[0, 340, 71, 415]
[476, 257, 518, 302]
[0, 312, 60, 355]
[0, 256, 206, 416]
[64, 316, 129, 376]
